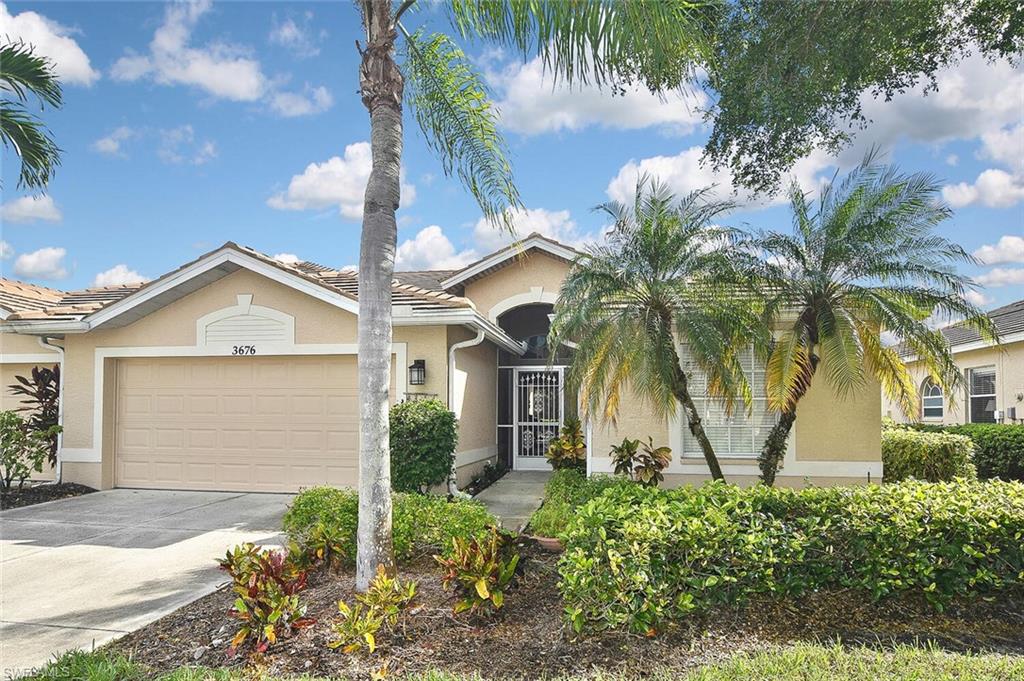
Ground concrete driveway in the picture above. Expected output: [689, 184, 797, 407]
[0, 489, 292, 678]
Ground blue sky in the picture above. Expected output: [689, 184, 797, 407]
[1, 1, 1022, 309]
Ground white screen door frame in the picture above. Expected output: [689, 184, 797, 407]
[512, 366, 565, 470]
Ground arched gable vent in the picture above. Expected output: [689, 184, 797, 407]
[196, 294, 295, 346]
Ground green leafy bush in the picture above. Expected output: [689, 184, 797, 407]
[528, 469, 631, 537]
[435, 527, 520, 614]
[545, 417, 587, 471]
[559, 480, 1024, 634]
[218, 543, 314, 655]
[283, 487, 495, 564]
[0, 410, 59, 493]
[881, 428, 975, 482]
[611, 437, 672, 486]
[901, 422, 1024, 482]
[330, 565, 417, 655]
[390, 398, 458, 493]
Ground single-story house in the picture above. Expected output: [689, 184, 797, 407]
[1, 236, 881, 492]
[883, 299, 1024, 425]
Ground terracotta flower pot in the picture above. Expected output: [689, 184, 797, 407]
[532, 535, 564, 552]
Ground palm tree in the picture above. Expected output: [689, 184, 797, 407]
[1, 40, 63, 190]
[549, 181, 768, 481]
[749, 154, 996, 485]
[353, 0, 715, 589]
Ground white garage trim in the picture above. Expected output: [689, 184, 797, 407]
[487, 287, 559, 323]
[63, 342, 408, 464]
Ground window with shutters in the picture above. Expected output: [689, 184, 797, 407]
[679, 345, 777, 458]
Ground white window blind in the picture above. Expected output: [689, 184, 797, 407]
[679, 345, 777, 458]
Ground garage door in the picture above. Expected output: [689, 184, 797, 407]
[115, 355, 380, 492]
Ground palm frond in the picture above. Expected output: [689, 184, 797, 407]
[400, 29, 520, 228]
[446, 0, 716, 90]
[0, 40, 63, 190]
[0, 41, 62, 107]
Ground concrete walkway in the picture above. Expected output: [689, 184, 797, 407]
[1, 489, 291, 678]
[473, 471, 549, 531]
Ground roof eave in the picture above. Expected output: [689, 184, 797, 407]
[440, 235, 579, 290]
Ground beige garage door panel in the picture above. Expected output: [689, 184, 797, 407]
[115, 355, 379, 492]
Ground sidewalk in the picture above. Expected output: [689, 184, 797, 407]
[472, 471, 549, 532]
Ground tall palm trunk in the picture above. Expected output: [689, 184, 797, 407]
[671, 364, 726, 481]
[356, 0, 402, 591]
[758, 349, 818, 486]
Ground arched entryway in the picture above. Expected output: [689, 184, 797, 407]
[495, 303, 575, 470]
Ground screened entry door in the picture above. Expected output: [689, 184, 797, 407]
[513, 368, 564, 470]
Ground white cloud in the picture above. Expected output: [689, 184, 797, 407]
[110, 0, 266, 101]
[473, 206, 599, 252]
[975, 267, 1024, 287]
[945, 154, 959, 166]
[0, 195, 62, 223]
[0, 2, 100, 86]
[490, 55, 706, 136]
[109, 1, 331, 118]
[267, 142, 416, 220]
[272, 253, 300, 264]
[0, 241, 12, 260]
[157, 125, 217, 165]
[965, 289, 993, 306]
[13, 246, 68, 280]
[92, 264, 149, 287]
[91, 126, 137, 157]
[979, 123, 1024, 175]
[942, 169, 1024, 208]
[268, 84, 333, 117]
[606, 145, 834, 208]
[395, 226, 478, 270]
[269, 13, 323, 58]
[974, 235, 1024, 265]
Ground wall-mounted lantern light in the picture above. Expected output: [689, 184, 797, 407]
[409, 359, 426, 385]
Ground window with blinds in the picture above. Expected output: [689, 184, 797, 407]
[921, 379, 944, 419]
[679, 345, 777, 458]
[967, 366, 997, 423]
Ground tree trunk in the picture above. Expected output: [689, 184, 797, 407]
[356, 0, 403, 592]
[757, 409, 796, 486]
[672, 365, 726, 481]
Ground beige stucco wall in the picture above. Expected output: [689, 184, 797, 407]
[1, 333, 60, 481]
[40, 268, 458, 489]
[448, 327, 498, 477]
[795, 373, 881, 462]
[462, 251, 569, 319]
[883, 340, 1024, 425]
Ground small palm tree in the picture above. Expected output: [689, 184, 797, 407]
[750, 154, 996, 485]
[1, 40, 63, 190]
[352, 0, 715, 588]
[550, 181, 768, 481]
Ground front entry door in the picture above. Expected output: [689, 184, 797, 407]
[513, 368, 564, 470]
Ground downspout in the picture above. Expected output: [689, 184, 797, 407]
[447, 328, 485, 498]
[37, 336, 65, 484]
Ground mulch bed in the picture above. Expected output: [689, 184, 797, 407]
[0, 482, 95, 510]
[108, 538, 1024, 679]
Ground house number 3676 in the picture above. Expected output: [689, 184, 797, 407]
[231, 345, 257, 355]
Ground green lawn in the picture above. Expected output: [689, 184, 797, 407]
[27, 643, 1024, 680]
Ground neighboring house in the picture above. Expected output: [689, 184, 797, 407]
[0, 236, 881, 493]
[883, 299, 1024, 426]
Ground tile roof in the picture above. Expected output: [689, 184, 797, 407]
[941, 299, 1024, 347]
[1, 242, 473, 323]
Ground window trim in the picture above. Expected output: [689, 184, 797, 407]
[966, 365, 997, 424]
[920, 378, 944, 421]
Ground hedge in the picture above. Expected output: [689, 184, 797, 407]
[881, 428, 975, 482]
[390, 399, 458, 493]
[283, 487, 495, 564]
[527, 469, 632, 537]
[558, 480, 1024, 634]
[909, 423, 1024, 482]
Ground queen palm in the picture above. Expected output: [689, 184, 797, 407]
[352, 1, 716, 588]
[750, 155, 996, 485]
[1, 40, 63, 190]
[549, 181, 768, 481]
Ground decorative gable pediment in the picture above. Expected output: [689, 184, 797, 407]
[196, 294, 295, 346]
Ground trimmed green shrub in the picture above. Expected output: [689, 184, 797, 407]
[390, 399, 458, 492]
[528, 469, 631, 537]
[283, 487, 495, 564]
[559, 480, 1024, 634]
[903, 422, 1024, 482]
[881, 428, 975, 482]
